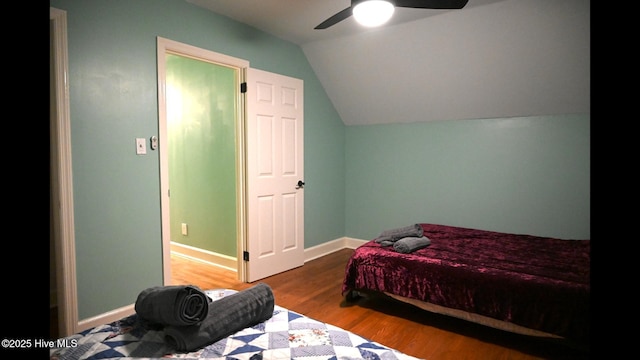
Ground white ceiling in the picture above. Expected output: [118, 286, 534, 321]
[186, 0, 590, 126]
[186, 0, 504, 46]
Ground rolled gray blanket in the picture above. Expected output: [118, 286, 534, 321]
[375, 224, 423, 244]
[164, 282, 275, 352]
[134, 285, 211, 326]
[393, 236, 431, 254]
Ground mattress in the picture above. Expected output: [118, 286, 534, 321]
[342, 223, 590, 341]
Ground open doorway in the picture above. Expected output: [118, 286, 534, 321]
[157, 38, 306, 285]
[156, 38, 249, 284]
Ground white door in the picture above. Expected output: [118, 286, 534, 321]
[246, 68, 304, 282]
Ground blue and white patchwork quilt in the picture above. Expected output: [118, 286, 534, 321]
[49, 305, 421, 360]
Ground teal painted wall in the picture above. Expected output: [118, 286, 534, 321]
[167, 54, 237, 256]
[50, 0, 346, 320]
[346, 114, 590, 240]
[50, 0, 589, 322]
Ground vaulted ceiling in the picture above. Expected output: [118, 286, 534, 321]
[187, 0, 590, 126]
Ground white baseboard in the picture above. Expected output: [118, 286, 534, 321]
[77, 304, 135, 333]
[304, 237, 367, 262]
[170, 241, 237, 271]
[170, 238, 368, 268]
[343, 237, 369, 249]
[76, 238, 368, 333]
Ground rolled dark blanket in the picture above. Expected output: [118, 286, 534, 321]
[164, 282, 275, 352]
[134, 285, 211, 326]
[393, 236, 431, 254]
[375, 223, 423, 244]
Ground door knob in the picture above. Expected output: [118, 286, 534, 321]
[296, 180, 305, 189]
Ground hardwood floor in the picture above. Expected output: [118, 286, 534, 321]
[171, 249, 589, 360]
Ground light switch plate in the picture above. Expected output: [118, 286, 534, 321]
[136, 138, 147, 155]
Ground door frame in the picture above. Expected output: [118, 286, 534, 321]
[156, 37, 250, 283]
[50, 7, 78, 337]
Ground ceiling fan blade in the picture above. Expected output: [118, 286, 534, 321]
[394, 0, 469, 9]
[314, 0, 468, 30]
[314, 7, 353, 29]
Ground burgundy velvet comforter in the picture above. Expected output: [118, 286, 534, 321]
[342, 223, 590, 341]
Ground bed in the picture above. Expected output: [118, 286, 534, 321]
[342, 223, 590, 343]
[49, 288, 421, 360]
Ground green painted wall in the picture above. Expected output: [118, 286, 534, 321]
[167, 54, 237, 256]
[50, 0, 346, 321]
[50, 0, 589, 323]
[346, 114, 590, 240]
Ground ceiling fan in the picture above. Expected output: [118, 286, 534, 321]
[315, 0, 469, 29]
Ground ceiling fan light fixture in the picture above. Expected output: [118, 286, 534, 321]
[353, 1, 395, 27]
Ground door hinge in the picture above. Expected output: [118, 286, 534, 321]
[240, 82, 247, 93]
[243, 251, 249, 261]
